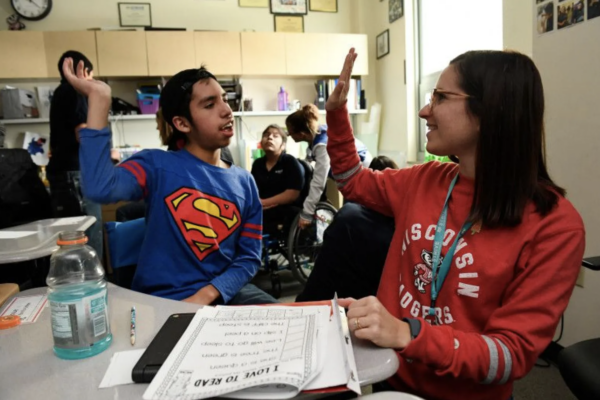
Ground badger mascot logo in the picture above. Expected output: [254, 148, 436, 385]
[413, 249, 443, 294]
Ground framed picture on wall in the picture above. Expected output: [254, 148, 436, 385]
[376, 29, 390, 59]
[118, 2, 152, 27]
[274, 14, 304, 32]
[309, 0, 338, 13]
[239, 0, 269, 7]
[389, 0, 403, 23]
[270, 0, 307, 15]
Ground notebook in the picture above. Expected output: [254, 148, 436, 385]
[132, 313, 195, 383]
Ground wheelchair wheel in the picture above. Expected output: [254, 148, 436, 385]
[287, 202, 337, 284]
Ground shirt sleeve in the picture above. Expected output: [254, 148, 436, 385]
[400, 223, 585, 385]
[79, 127, 152, 203]
[301, 144, 329, 220]
[210, 174, 263, 304]
[326, 105, 402, 217]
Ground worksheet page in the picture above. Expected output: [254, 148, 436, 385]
[143, 305, 329, 400]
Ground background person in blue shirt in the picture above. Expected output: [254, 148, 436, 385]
[286, 104, 372, 229]
[61, 58, 276, 306]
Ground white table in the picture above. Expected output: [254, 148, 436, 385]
[0, 284, 399, 400]
[0, 216, 96, 264]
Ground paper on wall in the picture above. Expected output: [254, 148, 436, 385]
[22, 131, 49, 166]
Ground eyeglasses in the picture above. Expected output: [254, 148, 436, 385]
[425, 88, 472, 110]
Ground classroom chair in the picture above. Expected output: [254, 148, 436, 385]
[0, 283, 19, 307]
[104, 218, 145, 289]
[558, 257, 600, 400]
[0, 148, 52, 230]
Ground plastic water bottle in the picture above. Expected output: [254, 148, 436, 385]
[47, 231, 112, 359]
[278, 86, 288, 111]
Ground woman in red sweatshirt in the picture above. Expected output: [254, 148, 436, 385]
[329, 49, 585, 400]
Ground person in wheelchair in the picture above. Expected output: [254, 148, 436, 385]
[285, 103, 372, 229]
[251, 124, 304, 237]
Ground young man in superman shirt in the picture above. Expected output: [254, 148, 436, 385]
[62, 58, 276, 305]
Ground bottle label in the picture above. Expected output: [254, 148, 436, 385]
[90, 295, 107, 337]
[50, 288, 110, 349]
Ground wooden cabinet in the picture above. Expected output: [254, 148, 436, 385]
[241, 32, 286, 75]
[146, 31, 195, 76]
[284, 33, 330, 76]
[44, 31, 98, 78]
[0, 31, 368, 79]
[326, 34, 369, 76]
[96, 31, 148, 77]
[0, 31, 47, 78]
[194, 32, 242, 76]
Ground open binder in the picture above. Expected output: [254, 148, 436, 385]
[142, 297, 360, 400]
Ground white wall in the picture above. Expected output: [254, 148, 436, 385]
[503, 0, 533, 56]
[532, 12, 600, 346]
[353, 0, 408, 165]
[0, 0, 353, 33]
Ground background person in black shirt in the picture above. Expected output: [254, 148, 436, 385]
[46, 50, 104, 256]
[251, 124, 304, 235]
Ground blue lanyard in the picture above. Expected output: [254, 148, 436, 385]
[428, 174, 473, 320]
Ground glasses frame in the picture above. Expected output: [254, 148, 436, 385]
[426, 88, 473, 110]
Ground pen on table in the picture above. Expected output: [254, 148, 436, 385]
[130, 306, 136, 346]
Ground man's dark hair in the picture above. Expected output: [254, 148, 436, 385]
[450, 50, 564, 228]
[58, 51, 93, 80]
[159, 66, 218, 135]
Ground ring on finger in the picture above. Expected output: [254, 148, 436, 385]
[356, 318, 363, 330]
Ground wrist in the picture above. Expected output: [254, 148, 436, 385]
[87, 95, 111, 130]
[396, 320, 414, 349]
[198, 284, 220, 303]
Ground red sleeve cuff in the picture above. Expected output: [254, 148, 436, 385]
[399, 318, 454, 370]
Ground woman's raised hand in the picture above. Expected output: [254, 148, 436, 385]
[325, 48, 357, 111]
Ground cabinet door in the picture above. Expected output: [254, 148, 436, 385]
[241, 33, 286, 76]
[96, 31, 148, 77]
[327, 34, 369, 76]
[146, 31, 195, 76]
[0, 31, 47, 78]
[195, 32, 242, 76]
[44, 31, 98, 78]
[285, 33, 329, 76]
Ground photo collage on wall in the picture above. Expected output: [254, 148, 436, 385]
[536, 0, 599, 35]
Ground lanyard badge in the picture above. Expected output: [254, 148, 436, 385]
[426, 174, 473, 325]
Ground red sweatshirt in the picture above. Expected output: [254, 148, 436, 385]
[326, 106, 585, 400]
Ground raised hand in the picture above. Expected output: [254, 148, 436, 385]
[325, 48, 357, 111]
[63, 58, 111, 130]
[62, 58, 111, 100]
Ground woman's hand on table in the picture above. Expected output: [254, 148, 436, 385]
[339, 296, 412, 350]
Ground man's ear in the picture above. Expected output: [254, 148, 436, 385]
[172, 116, 192, 133]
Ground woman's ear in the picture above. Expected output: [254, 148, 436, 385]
[172, 116, 191, 133]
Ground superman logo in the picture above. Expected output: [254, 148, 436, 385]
[165, 188, 241, 261]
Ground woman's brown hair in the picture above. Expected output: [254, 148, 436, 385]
[450, 50, 565, 228]
[285, 104, 320, 138]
